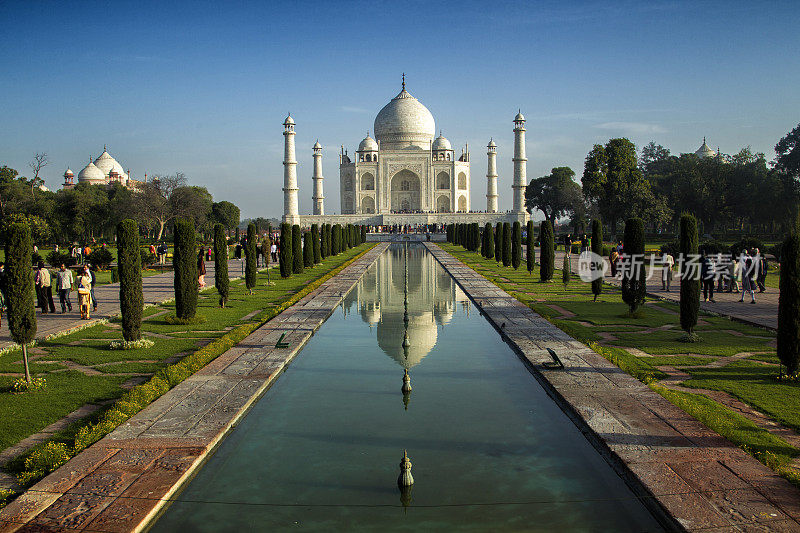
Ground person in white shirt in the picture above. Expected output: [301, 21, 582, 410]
[661, 251, 674, 291]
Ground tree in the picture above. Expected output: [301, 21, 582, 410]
[320, 223, 329, 259]
[540, 220, 554, 281]
[495, 222, 503, 263]
[173, 218, 198, 320]
[511, 221, 522, 269]
[292, 225, 303, 274]
[621, 218, 645, 314]
[311, 224, 321, 264]
[28, 152, 48, 198]
[5, 222, 36, 382]
[303, 231, 313, 267]
[484, 223, 494, 259]
[775, 123, 800, 225]
[211, 201, 240, 232]
[279, 223, 292, 278]
[526, 220, 534, 274]
[778, 231, 800, 375]
[524, 167, 584, 222]
[501, 222, 511, 267]
[171, 186, 213, 236]
[679, 214, 700, 338]
[213, 224, 229, 307]
[361, 225, 367, 244]
[134, 172, 187, 240]
[562, 254, 571, 286]
[332, 224, 341, 255]
[117, 219, 143, 342]
[245, 223, 257, 294]
[591, 218, 603, 301]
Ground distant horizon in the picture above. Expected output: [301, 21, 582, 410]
[2, 0, 797, 220]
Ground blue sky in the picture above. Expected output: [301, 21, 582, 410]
[1, 0, 798, 219]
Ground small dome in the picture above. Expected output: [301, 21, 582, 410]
[487, 139, 496, 148]
[64, 168, 74, 177]
[358, 135, 378, 152]
[313, 140, 322, 150]
[284, 114, 295, 125]
[695, 138, 717, 159]
[78, 161, 105, 183]
[432, 133, 451, 151]
[514, 110, 525, 122]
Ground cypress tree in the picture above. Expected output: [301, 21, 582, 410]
[454, 223, 460, 246]
[303, 231, 314, 267]
[173, 218, 198, 320]
[485, 223, 494, 260]
[279, 223, 292, 278]
[679, 214, 700, 336]
[511, 221, 522, 269]
[332, 224, 341, 255]
[778, 231, 800, 375]
[292, 224, 303, 274]
[540, 220, 554, 281]
[327, 224, 333, 256]
[361, 225, 367, 244]
[320, 224, 329, 259]
[446, 224, 453, 243]
[117, 219, 143, 342]
[311, 224, 321, 264]
[526, 220, 535, 275]
[480, 224, 487, 257]
[502, 222, 512, 267]
[213, 223, 229, 307]
[621, 217, 645, 314]
[591, 218, 603, 301]
[474, 223, 481, 253]
[562, 253, 571, 286]
[245, 223, 257, 293]
[495, 222, 503, 262]
[343, 224, 350, 249]
[5, 222, 36, 382]
[235, 226, 240, 242]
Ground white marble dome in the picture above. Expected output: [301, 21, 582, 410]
[374, 87, 435, 149]
[358, 134, 378, 152]
[78, 161, 105, 183]
[432, 133, 451, 151]
[695, 138, 717, 159]
[93, 150, 117, 175]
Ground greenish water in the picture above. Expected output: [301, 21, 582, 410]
[152, 244, 663, 532]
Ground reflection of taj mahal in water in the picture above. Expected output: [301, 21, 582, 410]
[281, 77, 528, 228]
[342, 244, 470, 369]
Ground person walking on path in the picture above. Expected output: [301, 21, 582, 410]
[661, 250, 675, 291]
[701, 251, 716, 302]
[84, 265, 97, 312]
[197, 250, 207, 290]
[157, 242, 168, 265]
[727, 255, 739, 292]
[35, 261, 56, 314]
[738, 250, 756, 304]
[56, 264, 73, 313]
[609, 248, 619, 278]
[77, 270, 92, 319]
[270, 241, 278, 263]
[755, 248, 768, 292]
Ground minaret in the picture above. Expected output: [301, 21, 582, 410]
[512, 110, 527, 213]
[486, 139, 498, 213]
[282, 114, 300, 224]
[312, 141, 324, 215]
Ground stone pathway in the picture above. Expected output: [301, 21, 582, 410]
[0, 244, 388, 533]
[426, 243, 800, 532]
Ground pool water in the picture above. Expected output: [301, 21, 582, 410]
[151, 244, 663, 532]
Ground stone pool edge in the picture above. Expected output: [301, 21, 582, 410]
[0, 243, 390, 533]
[424, 242, 800, 533]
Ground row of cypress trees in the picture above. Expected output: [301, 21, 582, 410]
[278, 223, 366, 279]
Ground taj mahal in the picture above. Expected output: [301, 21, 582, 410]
[282, 77, 529, 228]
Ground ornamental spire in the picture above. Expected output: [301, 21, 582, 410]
[402, 73, 405, 91]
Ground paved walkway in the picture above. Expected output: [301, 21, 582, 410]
[427, 243, 800, 532]
[0, 259, 254, 351]
[0, 244, 388, 533]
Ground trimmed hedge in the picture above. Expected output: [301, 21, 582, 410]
[173, 218, 198, 320]
[117, 219, 143, 342]
[245, 223, 257, 292]
[540, 220, 554, 281]
[213, 224, 229, 307]
[526, 220, 534, 274]
[495, 222, 503, 263]
[511, 221, 522, 269]
[312, 224, 321, 264]
[303, 231, 313, 267]
[621, 218, 645, 313]
[502, 222, 511, 266]
[680, 214, 700, 334]
[5, 222, 36, 382]
[292, 225, 303, 274]
[591, 218, 603, 300]
[778, 231, 800, 375]
[279, 223, 292, 278]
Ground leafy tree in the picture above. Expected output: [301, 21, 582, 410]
[279, 223, 292, 278]
[621, 218, 645, 313]
[117, 219, 143, 342]
[133, 173, 187, 240]
[292, 224, 303, 274]
[5, 222, 36, 382]
[1, 213, 51, 244]
[526, 220, 534, 274]
[484, 223, 494, 259]
[591, 218, 603, 301]
[525, 167, 584, 222]
[303, 231, 313, 267]
[211, 201, 240, 232]
[494, 222, 503, 262]
[775, 123, 800, 225]
[311, 224, 321, 264]
[511, 221, 522, 269]
[171, 185, 213, 236]
[502, 222, 511, 267]
[245, 223, 257, 293]
[778, 230, 800, 375]
[213, 224, 229, 307]
[173, 218, 198, 319]
[540, 220, 554, 281]
[679, 214, 700, 337]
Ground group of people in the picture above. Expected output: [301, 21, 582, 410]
[33, 263, 97, 319]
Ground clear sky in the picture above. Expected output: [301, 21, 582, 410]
[2, 0, 798, 219]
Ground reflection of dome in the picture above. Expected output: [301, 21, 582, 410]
[374, 86, 435, 149]
[78, 161, 105, 183]
[377, 312, 437, 369]
[358, 135, 378, 152]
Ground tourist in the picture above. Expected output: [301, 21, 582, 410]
[85, 264, 97, 312]
[271, 241, 278, 262]
[738, 250, 756, 304]
[700, 251, 715, 302]
[56, 263, 73, 313]
[609, 248, 619, 277]
[727, 255, 739, 292]
[35, 261, 56, 314]
[207, 247, 212, 261]
[157, 242, 168, 265]
[76, 270, 92, 319]
[197, 250, 206, 290]
[0, 262, 6, 305]
[149, 243, 156, 258]
[755, 248, 767, 292]
[563, 233, 571, 254]
[661, 250, 674, 291]
[581, 234, 589, 253]
[235, 242, 242, 260]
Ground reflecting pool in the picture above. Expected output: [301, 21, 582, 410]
[152, 244, 664, 531]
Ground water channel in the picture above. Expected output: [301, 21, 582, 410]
[151, 243, 664, 531]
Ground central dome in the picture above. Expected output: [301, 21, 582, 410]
[373, 87, 435, 150]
